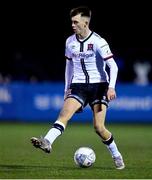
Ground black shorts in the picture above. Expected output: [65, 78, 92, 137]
[66, 82, 109, 112]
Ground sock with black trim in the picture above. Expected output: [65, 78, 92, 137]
[102, 135, 121, 158]
[44, 121, 65, 145]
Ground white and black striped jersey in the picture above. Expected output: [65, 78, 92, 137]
[65, 31, 118, 90]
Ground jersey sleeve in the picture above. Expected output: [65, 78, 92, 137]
[64, 59, 73, 92]
[96, 38, 113, 60]
[65, 38, 72, 60]
[96, 37, 118, 88]
[106, 58, 118, 88]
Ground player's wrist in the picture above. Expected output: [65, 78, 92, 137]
[108, 86, 115, 90]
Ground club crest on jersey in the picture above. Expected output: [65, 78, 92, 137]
[87, 44, 93, 51]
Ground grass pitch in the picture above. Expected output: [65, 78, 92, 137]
[0, 122, 152, 179]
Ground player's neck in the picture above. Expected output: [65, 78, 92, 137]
[78, 28, 91, 40]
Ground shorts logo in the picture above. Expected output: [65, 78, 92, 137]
[67, 89, 72, 96]
[87, 44, 93, 51]
[103, 96, 106, 100]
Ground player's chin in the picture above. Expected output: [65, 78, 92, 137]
[72, 28, 76, 32]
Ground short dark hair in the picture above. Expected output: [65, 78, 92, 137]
[70, 6, 91, 18]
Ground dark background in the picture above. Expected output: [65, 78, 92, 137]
[1, 0, 152, 83]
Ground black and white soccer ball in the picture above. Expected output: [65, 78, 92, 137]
[74, 147, 96, 168]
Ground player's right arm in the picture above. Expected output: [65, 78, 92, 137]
[64, 38, 73, 99]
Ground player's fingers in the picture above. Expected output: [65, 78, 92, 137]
[110, 94, 116, 100]
[107, 94, 116, 101]
[107, 94, 111, 101]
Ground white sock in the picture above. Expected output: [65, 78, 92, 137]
[106, 141, 121, 158]
[44, 128, 61, 145]
[44, 121, 65, 145]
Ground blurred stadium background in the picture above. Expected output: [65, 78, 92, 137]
[0, 0, 152, 179]
[0, 0, 152, 123]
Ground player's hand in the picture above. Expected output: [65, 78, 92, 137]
[107, 87, 116, 101]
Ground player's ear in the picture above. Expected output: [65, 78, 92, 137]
[85, 21, 88, 27]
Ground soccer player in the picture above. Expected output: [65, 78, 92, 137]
[31, 6, 125, 170]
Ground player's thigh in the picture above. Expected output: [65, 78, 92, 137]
[93, 104, 107, 126]
[59, 97, 81, 118]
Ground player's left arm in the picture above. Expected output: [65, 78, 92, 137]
[95, 37, 118, 101]
[106, 58, 118, 101]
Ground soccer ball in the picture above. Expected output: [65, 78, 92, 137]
[74, 147, 96, 168]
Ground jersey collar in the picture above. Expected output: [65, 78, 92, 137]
[76, 31, 93, 43]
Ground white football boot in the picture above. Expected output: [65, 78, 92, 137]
[113, 155, 125, 169]
[31, 136, 52, 153]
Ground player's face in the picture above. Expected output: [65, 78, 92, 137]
[71, 14, 87, 36]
